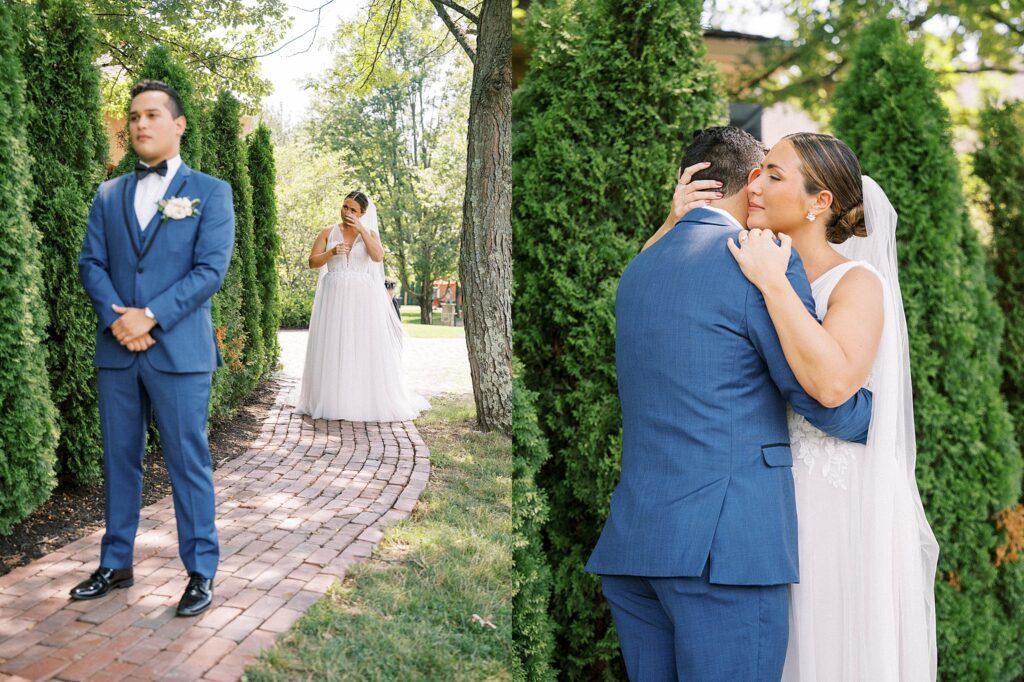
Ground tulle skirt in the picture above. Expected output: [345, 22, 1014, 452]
[295, 270, 430, 421]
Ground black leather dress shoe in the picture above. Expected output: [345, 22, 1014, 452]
[176, 572, 213, 617]
[69, 567, 134, 600]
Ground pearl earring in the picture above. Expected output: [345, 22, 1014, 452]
[805, 211, 816, 221]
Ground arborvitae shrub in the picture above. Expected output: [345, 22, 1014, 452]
[247, 122, 281, 375]
[0, 1, 58, 532]
[23, 0, 108, 483]
[512, 363, 556, 681]
[512, 0, 725, 676]
[832, 18, 1023, 681]
[206, 90, 262, 413]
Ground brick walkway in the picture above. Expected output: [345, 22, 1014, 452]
[0, 377, 430, 681]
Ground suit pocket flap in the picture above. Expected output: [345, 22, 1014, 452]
[761, 444, 793, 467]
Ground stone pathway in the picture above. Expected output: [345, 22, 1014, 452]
[0, 377, 430, 681]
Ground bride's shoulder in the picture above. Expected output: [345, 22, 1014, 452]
[832, 262, 884, 305]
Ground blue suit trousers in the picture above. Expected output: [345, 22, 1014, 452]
[602, 567, 788, 682]
[97, 353, 218, 579]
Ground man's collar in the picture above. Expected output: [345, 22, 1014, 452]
[701, 205, 744, 231]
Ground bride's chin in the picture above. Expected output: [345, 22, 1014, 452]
[746, 214, 767, 229]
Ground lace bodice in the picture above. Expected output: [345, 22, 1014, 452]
[788, 261, 875, 490]
[325, 224, 371, 274]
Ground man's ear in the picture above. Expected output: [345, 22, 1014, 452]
[747, 167, 761, 184]
[175, 116, 187, 138]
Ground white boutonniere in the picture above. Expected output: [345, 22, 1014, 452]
[157, 196, 201, 222]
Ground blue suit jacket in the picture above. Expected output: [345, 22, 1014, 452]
[585, 208, 873, 585]
[79, 163, 235, 373]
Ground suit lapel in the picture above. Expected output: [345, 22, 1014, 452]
[138, 164, 192, 262]
[120, 174, 142, 259]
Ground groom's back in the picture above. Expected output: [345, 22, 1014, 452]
[586, 209, 799, 585]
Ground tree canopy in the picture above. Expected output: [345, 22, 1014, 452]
[87, 0, 290, 112]
[712, 0, 1024, 118]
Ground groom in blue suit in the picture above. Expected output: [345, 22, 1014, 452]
[586, 127, 873, 680]
[74, 80, 234, 617]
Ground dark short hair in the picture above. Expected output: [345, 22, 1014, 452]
[679, 127, 767, 198]
[346, 191, 369, 213]
[129, 79, 185, 119]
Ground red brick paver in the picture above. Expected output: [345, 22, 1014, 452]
[0, 377, 430, 681]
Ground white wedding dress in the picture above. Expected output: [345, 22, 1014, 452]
[295, 209, 429, 422]
[781, 178, 939, 681]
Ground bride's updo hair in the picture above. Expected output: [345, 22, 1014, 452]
[784, 133, 867, 244]
[345, 191, 369, 214]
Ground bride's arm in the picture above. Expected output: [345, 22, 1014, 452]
[729, 230, 883, 407]
[307, 227, 337, 268]
[359, 229, 384, 262]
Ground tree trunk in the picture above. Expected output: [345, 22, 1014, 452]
[459, 0, 511, 434]
[420, 290, 432, 325]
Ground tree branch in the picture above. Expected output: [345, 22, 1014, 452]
[360, 0, 404, 88]
[430, 0, 475, 62]
[433, 0, 479, 25]
[981, 9, 1024, 37]
[254, 0, 337, 58]
[731, 45, 803, 97]
[949, 64, 1024, 75]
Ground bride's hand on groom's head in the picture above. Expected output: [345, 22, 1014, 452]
[726, 228, 792, 291]
[670, 162, 723, 222]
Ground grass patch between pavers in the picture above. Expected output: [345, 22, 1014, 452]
[243, 397, 512, 681]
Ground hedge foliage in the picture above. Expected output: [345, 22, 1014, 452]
[511, 364, 556, 682]
[0, 1, 58, 532]
[205, 90, 263, 417]
[975, 102, 1024, 472]
[512, 0, 725, 677]
[22, 0, 108, 484]
[832, 18, 1024, 681]
[247, 122, 281, 373]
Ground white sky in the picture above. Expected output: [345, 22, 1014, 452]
[257, 1, 363, 125]
[703, 1, 794, 39]
[703, 1, 978, 61]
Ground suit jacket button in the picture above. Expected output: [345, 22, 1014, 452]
[137, 267, 144, 273]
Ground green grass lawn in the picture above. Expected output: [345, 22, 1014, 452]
[243, 397, 512, 681]
[400, 305, 465, 339]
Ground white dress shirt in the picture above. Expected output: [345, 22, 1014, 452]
[134, 154, 182, 230]
[702, 205, 744, 231]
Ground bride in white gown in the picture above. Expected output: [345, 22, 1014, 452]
[724, 133, 939, 681]
[295, 191, 429, 421]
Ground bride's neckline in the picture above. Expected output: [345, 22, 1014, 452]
[332, 223, 360, 243]
[809, 259, 857, 286]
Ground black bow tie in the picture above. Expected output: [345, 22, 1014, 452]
[135, 159, 168, 180]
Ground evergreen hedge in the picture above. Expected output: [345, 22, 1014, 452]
[206, 91, 262, 414]
[22, 0, 107, 484]
[112, 45, 204, 175]
[975, 102, 1024, 469]
[0, 1, 58, 532]
[832, 19, 1024, 680]
[512, 0, 725, 676]
[512, 363, 556, 681]
[247, 122, 280, 375]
